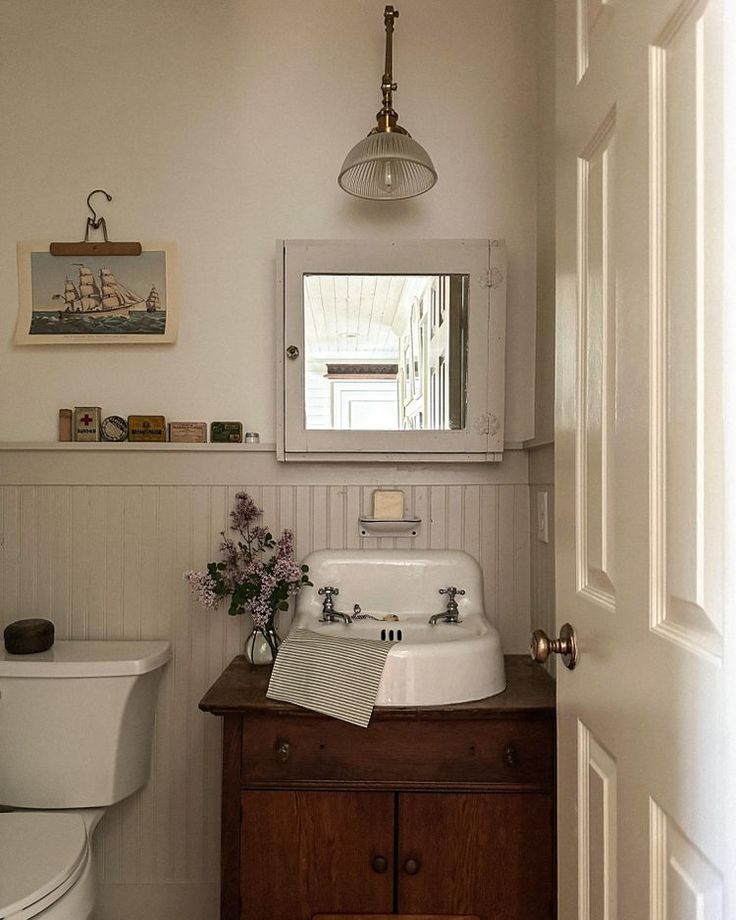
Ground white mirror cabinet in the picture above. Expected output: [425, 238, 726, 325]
[277, 239, 507, 462]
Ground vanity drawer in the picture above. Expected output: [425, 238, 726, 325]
[240, 714, 554, 789]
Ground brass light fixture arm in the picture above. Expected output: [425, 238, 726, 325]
[376, 6, 406, 134]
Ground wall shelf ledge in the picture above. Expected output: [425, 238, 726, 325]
[0, 442, 276, 452]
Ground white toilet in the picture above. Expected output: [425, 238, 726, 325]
[0, 639, 171, 919]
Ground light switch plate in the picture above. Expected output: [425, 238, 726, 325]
[537, 490, 549, 543]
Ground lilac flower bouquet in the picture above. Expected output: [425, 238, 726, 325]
[184, 492, 311, 657]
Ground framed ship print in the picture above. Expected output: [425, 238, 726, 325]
[15, 241, 179, 344]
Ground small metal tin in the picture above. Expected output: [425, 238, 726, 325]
[58, 409, 72, 442]
[168, 422, 208, 443]
[128, 415, 167, 442]
[210, 421, 243, 443]
[244, 431, 260, 444]
[101, 415, 128, 442]
[73, 407, 102, 442]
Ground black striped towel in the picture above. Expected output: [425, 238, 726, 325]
[266, 628, 394, 727]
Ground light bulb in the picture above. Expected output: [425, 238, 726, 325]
[379, 159, 395, 193]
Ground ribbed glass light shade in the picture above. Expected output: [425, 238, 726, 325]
[338, 130, 437, 200]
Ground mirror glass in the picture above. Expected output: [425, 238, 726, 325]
[303, 274, 469, 430]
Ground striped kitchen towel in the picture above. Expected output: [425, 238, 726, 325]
[266, 628, 393, 727]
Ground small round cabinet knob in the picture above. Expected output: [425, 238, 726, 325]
[372, 855, 388, 874]
[286, 345, 300, 360]
[274, 740, 291, 762]
[403, 858, 421, 875]
[503, 742, 518, 768]
[530, 622, 578, 670]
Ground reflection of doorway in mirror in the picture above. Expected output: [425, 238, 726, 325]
[332, 379, 399, 430]
[303, 273, 468, 431]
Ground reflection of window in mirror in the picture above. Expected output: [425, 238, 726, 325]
[303, 274, 468, 431]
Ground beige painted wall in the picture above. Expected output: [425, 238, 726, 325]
[0, 0, 539, 444]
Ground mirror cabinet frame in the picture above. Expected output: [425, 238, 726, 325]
[277, 239, 507, 462]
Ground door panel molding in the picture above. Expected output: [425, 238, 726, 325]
[577, 721, 617, 920]
[576, 0, 614, 83]
[575, 106, 617, 612]
[648, 0, 724, 661]
[649, 798, 722, 919]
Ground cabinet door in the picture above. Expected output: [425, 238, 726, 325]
[397, 793, 554, 920]
[240, 791, 394, 920]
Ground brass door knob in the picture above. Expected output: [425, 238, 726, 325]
[530, 623, 578, 670]
[403, 858, 421, 875]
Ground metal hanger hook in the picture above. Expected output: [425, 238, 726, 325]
[86, 189, 112, 230]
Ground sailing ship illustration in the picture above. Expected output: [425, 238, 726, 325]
[145, 286, 160, 312]
[52, 264, 144, 318]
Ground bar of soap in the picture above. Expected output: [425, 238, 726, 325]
[373, 489, 405, 519]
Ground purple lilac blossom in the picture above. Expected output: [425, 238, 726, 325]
[276, 529, 294, 558]
[230, 492, 262, 533]
[184, 570, 219, 609]
[185, 491, 307, 628]
[274, 555, 302, 584]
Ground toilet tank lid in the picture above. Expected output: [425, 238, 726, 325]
[0, 640, 171, 677]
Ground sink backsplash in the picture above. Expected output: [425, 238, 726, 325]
[297, 549, 485, 620]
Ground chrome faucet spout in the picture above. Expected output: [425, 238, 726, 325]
[324, 609, 353, 625]
[428, 611, 459, 625]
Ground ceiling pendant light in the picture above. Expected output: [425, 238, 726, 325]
[338, 6, 437, 201]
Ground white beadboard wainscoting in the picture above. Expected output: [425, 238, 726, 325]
[0, 449, 532, 919]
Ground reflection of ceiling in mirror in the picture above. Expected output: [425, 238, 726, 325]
[304, 275, 433, 358]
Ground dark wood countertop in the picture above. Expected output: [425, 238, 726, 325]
[199, 654, 555, 720]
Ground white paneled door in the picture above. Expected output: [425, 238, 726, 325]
[554, 0, 734, 918]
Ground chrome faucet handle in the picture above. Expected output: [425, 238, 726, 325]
[439, 586, 465, 600]
[318, 586, 339, 610]
[318, 586, 344, 621]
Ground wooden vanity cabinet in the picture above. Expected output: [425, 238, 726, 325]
[200, 656, 555, 920]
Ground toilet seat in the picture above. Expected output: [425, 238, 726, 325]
[0, 813, 88, 919]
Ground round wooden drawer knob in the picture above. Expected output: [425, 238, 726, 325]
[274, 740, 291, 762]
[503, 742, 518, 767]
[372, 855, 388, 874]
[403, 858, 421, 875]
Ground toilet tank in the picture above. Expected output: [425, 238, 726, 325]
[0, 640, 171, 809]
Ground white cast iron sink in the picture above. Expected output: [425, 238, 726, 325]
[290, 549, 506, 706]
